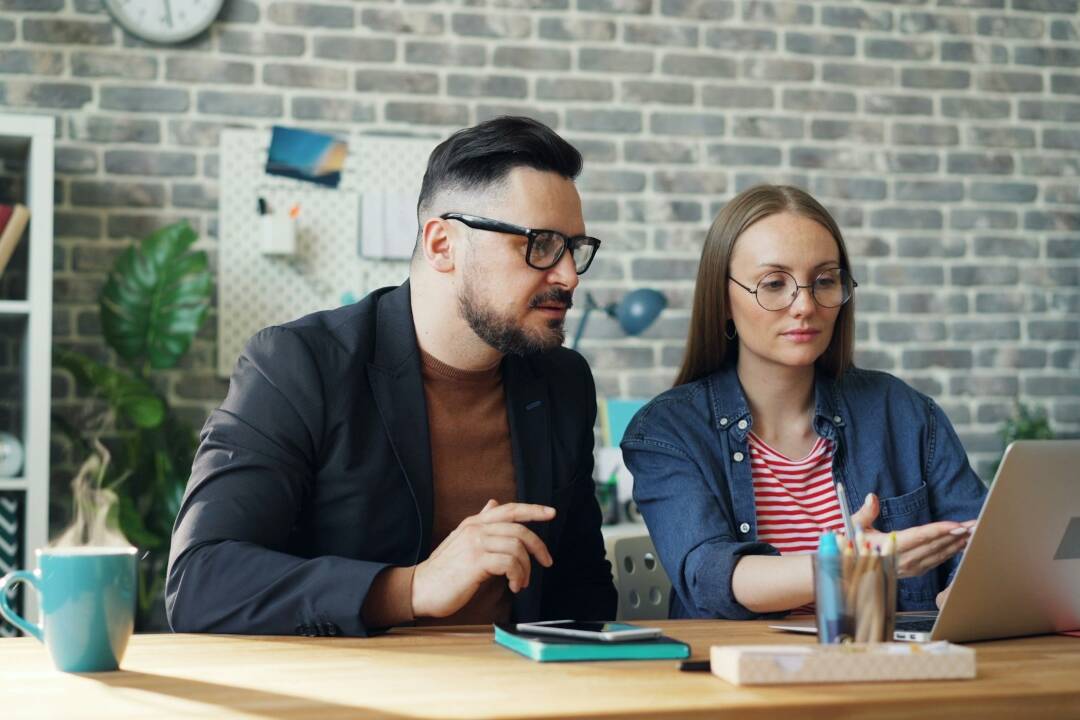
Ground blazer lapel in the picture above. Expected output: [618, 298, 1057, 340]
[504, 354, 553, 621]
[504, 355, 553, 526]
[367, 281, 434, 562]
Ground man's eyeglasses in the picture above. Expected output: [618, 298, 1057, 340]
[728, 268, 857, 312]
[440, 212, 601, 275]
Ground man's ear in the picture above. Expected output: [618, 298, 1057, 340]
[419, 216, 456, 274]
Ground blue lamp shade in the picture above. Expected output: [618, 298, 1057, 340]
[570, 288, 668, 350]
[612, 289, 667, 337]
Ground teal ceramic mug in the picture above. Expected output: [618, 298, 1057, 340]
[0, 547, 137, 672]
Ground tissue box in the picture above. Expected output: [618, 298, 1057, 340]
[710, 642, 976, 685]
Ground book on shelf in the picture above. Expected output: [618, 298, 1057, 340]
[0, 203, 30, 277]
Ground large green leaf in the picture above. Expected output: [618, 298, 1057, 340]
[53, 350, 165, 429]
[99, 221, 212, 370]
[144, 417, 193, 538]
[117, 493, 162, 550]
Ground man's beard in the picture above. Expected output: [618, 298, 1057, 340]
[459, 276, 574, 357]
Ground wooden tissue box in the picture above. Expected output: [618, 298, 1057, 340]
[711, 642, 976, 685]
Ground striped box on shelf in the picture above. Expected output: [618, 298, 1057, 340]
[0, 492, 22, 637]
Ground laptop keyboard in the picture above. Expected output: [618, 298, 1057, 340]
[895, 618, 936, 633]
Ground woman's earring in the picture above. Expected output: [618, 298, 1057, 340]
[724, 320, 738, 341]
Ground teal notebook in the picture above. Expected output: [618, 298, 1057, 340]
[493, 624, 690, 663]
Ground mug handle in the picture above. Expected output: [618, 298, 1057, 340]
[0, 570, 44, 641]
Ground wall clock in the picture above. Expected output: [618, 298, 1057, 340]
[104, 0, 225, 44]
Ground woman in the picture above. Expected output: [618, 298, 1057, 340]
[621, 185, 987, 619]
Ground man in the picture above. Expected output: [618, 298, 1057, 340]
[166, 116, 617, 635]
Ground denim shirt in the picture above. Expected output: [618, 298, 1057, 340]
[620, 364, 988, 620]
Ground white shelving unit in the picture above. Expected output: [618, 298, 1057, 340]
[0, 114, 53, 628]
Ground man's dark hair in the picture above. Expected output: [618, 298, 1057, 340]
[416, 116, 582, 222]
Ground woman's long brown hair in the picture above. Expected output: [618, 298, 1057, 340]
[674, 184, 856, 387]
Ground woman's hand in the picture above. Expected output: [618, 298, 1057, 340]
[847, 493, 976, 579]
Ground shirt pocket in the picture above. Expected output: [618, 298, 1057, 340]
[877, 482, 931, 531]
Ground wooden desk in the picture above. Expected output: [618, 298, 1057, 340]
[2, 620, 1079, 719]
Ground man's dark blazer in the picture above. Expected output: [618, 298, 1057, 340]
[166, 281, 616, 636]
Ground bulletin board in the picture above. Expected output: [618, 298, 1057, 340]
[217, 129, 436, 377]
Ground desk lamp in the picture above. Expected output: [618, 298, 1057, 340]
[570, 288, 667, 351]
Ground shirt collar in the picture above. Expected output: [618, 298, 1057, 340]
[812, 370, 845, 439]
[707, 365, 753, 440]
[706, 364, 846, 441]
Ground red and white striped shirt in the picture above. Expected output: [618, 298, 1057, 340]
[750, 432, 844, 555]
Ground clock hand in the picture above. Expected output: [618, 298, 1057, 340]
[163, 0, 173, 28]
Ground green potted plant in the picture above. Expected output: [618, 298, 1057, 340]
[53, 221, 211, 630]
[989, 402, 1055, 481]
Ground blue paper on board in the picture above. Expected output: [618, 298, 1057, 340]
[603, 398, 648, 447]
[265, 126, 348, 188]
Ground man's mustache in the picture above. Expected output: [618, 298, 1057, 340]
[529, 289, 574, 310]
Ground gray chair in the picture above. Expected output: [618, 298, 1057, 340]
[604, 531, 672, 621]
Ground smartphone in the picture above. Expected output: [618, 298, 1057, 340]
[515, 620, 662, 642]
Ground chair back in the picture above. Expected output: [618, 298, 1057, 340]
[604, 532, 671, 621]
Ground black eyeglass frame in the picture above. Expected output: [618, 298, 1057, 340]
[439, 212, 601, 275]
[727, 268, 858, 311]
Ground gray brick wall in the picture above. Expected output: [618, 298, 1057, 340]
[0, 0, 1077, 492]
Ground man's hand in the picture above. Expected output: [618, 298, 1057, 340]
[847, 493, 976, 579]
[411, 500, 555, 619]
[936, 584, 951, 609]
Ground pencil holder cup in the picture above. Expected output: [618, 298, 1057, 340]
[813, 551, 897, 644]
[260, 214, 296, 255]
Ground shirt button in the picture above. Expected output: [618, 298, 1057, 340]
[833, 415, 843, 424]
[737, 419, 748, 430]
[719, 417, 729, 426]
[733, 451, 745, 462]
[739, 522, 751, 534]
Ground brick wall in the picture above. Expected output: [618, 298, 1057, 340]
[0, 0, 1077, 509]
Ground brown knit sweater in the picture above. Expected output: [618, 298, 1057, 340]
[361, 349, 517, 628]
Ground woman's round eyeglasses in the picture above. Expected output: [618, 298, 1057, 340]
[727, 268, 857, 311]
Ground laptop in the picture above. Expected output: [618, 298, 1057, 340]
[771, 440, 1080, 643]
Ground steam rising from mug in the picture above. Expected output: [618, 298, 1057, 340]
[51, 440, 132, 549]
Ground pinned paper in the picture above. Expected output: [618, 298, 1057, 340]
[265, 126, 347, 188]
[360, 191, 417, 260]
